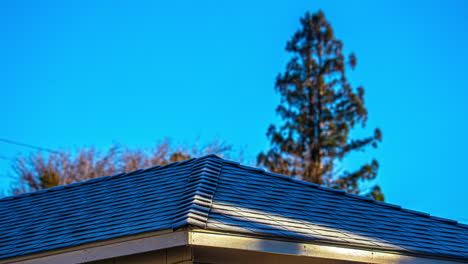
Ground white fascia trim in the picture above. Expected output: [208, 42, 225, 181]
[0, 229, 188, 264]
[189, 231, 467, 264]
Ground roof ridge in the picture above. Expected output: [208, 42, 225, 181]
[220, 158, 468, 229]
[0, 155, 208, 202]
[171, 155, 224, 229]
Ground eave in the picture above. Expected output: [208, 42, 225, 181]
[2, 229, 467, 264]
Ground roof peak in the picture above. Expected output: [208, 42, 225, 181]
[0, 154, 222, 202]
[171, 155, 224, 229]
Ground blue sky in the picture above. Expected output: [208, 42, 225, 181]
[1, 0, 467, 222]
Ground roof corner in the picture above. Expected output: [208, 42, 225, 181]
[171, 155, 224, 230]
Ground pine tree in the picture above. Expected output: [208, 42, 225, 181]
[258, 11, 384, 201]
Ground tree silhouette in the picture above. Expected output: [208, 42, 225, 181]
[258, 11, 383, 201]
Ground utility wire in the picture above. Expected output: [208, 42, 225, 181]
[0, 155, 12, 161]
[0, 138, 61, 154]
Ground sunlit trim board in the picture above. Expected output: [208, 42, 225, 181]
[189, 230, 468, 264]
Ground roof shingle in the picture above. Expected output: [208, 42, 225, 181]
[1, 155, 467, 261]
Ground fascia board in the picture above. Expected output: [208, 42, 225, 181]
[0, 229, 188, 264]
[188, 230, 468, 264]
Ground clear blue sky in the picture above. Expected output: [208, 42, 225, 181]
[1, 0, 467, 223]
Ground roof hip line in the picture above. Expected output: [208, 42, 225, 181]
[171, 155, 224, 230]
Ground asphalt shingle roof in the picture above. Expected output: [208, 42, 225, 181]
[1, 155, 467, 261]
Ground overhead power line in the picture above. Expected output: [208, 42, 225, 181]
[0, 155, 12, 161]
[0, 138, 60, 154]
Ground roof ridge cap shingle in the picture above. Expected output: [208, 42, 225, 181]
[171, 155, 224, 229]
[220, 158, 468, 229]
